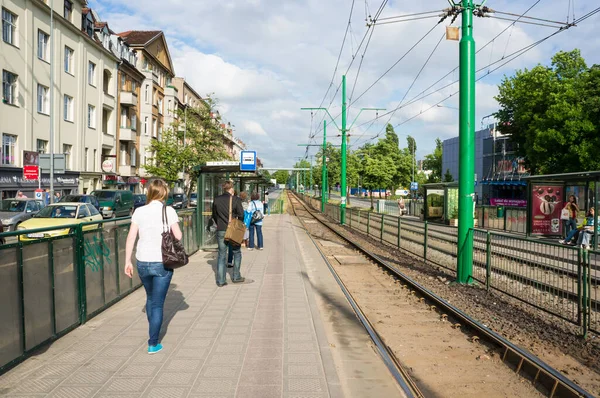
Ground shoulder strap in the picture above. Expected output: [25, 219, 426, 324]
[162, 204, 168, 232]
[228, 195, 232, 222]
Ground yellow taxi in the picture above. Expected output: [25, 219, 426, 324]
[17, 202, 103, 241]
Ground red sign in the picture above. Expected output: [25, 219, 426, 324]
[531, 185, 563, 235]
[23, 165, 39, 180]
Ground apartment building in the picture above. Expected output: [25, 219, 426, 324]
[0, 0, 119, 198]
[118, 30, 175, 179]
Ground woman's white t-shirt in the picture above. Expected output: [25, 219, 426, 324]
[132, 200, 179, 262]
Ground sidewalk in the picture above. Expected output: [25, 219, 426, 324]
[0, 214, 403, 398]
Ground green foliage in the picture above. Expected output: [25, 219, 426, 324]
[443, 169, 454, 182]
[495, 49, 600, 174]
[144, 96, 230, 192]
[423, 138, 443, 183]
[272, 170, 290, 184]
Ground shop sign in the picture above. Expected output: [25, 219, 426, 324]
[127, 177, 140, 184]
[531, 185, 563, 235]
[102, 159, 114, 173]
[103, 174, 118, 181]
[23, 165, 39, 180]
[0, 174, 78, 185]
[490, 198, 527, 207]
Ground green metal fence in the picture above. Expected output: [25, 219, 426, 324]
[299, 194, 598, 336]
[268, 198, 285, 214]
[0, 209, 200, 374]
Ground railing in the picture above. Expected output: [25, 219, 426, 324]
[298, 194, 597, 336]
[268, 198, 285, 214]
[0, 209, 200, 374]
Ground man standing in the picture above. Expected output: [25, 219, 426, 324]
[211, 181, 245, 287]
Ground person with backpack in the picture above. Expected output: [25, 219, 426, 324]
[248, 192, 264, 251]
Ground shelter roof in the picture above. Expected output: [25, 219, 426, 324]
[523, 171, 600, 182]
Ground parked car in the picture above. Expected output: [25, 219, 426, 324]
[172, 193, 188, 209]
[189, 193, 197, 207]
[91, 190, 134, 218]
[59, 194, 100, 210]
[17, 203, 102, 241]
[133, 194, 147, 210]
[0, 198, 45, 232]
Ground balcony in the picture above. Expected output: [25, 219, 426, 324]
[144, 71, 160, 85]
[119, 128, 135, 141]
[119, 165, 136, 176]
[120, 91, 138, 107]
[103, 92, 115, 109]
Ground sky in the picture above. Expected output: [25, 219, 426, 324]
[88, 0, 600, 168]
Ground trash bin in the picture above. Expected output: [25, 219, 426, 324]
[497, 206, 504, 218]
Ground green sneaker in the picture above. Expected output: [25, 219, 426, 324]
[148, 344, 163, 354]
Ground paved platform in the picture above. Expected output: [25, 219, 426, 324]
[0, 214, 403, 398]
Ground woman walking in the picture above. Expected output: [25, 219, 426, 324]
[248, 192, 264, 251]
[124, 179, 182, 354]
[563, 195, 579, 237]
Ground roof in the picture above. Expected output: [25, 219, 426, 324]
[523, 171, 600, 182]
[118, 30, 162, 46]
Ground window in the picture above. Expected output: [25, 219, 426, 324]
[38, 30, 49, 61]
[2, 70, 17, 105]
[120, 107, 127, 127]
[120, 143, 127, 165]
[64, 46, 73, 74]
[131, 114, 137, 131]
[120, 74, 126, 90]
[89, 205, 100, 216]
[37, 139, 47, 154]
[63, 0, 72, 21]
[63, 95, 73, 121]
[88, 61, 96, 86]
[1, 134, 16, 165]
[2, 8, 17, 46]
[132, 81, 137, 91]
[93, 149, 97, 171]
[130, 145, 136, 166]
[88, 104, 96, 128]
[144, 84, 149, 103]
[78, 204, 90, 218]
[144, 117, 148, 135]
[158, 98, 163, 114]
[84, 147, 88, 172]
[142, 57, 148, 70]
[152, 118, 157, 138]
[37, 84, 49, 114]
[63, 144, 71, 170]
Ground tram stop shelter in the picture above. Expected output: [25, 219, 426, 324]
[423, 182, 459, 224]
[194, 161, 272, 249]
[523, 171, 600, 248]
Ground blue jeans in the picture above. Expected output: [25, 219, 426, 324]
[566, 218, 577, 236]
[249, 224, 263, 249]
[137, 261, 173, 346]
[564, 228, 580, 243]
[217, 231, 242, 284]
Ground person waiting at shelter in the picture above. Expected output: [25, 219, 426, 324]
[211, 181, 245, 286]
[562, 195, 579, 238]
[560, 208, 595, 247]
[576, 208, 598, 249]
[248, 192, 264, 251]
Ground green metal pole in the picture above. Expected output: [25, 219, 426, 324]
[321, 120, 327, 213]
[457, 0, 476, 284]
[340, 75, 347, 225]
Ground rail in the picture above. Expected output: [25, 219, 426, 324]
[298, 194, 599, 336]
[293, 192, 593, 398]
[0, 208, 200, 375]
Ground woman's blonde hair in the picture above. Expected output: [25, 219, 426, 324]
[146, 179, 169, 204]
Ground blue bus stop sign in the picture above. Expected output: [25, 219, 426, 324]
[240, 151, 257, 172]
[410, 182, 418, 191]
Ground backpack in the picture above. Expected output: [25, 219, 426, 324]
[250, 201, 264, 225]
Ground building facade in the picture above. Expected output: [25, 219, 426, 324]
[1, 0, 119, 198]
[118, 30, 175, 180]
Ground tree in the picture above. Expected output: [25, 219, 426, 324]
[423, 138, 443, 183]
[443, 169, 454, 182]
[272, 170, 290, 185]
[144, 96, 230, 194]
[361, 155, 395, 210]
[495, 50, 599, 174]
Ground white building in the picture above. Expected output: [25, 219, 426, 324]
[0, 0, 119, 197]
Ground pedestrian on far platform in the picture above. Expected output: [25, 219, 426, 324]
[16, 190, 27, 198]
[248, 192, 264, 251]
[263, 191, 270, 216]
[562, 195, 579, 238]
[124, 178, 183, 354]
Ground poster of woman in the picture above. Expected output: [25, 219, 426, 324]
[531, 185, 563, 235]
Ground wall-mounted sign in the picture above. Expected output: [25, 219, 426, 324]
[23, 151, 39, 166]
[240, 151, 256, 172]
[531, 185, 563, 235]
[102, 159, 114, 173]
[23, 165, 39, 180]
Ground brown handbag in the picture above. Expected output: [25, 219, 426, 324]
[161, 205, 189, 269]
[224, 195, 246, 246]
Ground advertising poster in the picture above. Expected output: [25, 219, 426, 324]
[531, 185, 563, 235]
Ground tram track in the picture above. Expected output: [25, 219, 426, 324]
[289, 192, 593, 398]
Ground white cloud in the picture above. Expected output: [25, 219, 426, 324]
[242, 120, 268, 136]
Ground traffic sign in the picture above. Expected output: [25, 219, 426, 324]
[410, 182, 418, 191]
[34, 189, 43, 200]
[23, 165, 39, 180]
[240, 151, 257, 172]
